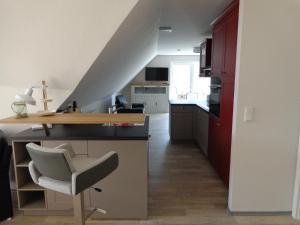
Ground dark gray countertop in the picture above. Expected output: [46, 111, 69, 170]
[11, 116, 150, 141]
[169, 100, 209, 112]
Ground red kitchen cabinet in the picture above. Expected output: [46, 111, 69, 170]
[208, 0, 239, 187]
[211, 20, 226, 76]
[208, 115, 224, 179]
[219, 81, 235, 187]
[224, 6, 239, 80]
[208, 115, 220, 170]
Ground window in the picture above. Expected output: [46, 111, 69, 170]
[169, 62, 210, 101]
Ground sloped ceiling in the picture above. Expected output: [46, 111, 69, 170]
[0, 0, 139, 90]
[60, 0, 161, 110]
[61, 0, 233, 110]
[158, 0, 232, 55]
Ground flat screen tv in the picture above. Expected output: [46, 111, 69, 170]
[145, 67, 169, 81]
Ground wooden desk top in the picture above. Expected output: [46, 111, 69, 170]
[0, 113, 145, 125]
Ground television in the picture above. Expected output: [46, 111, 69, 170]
[145, 67, 169, 81]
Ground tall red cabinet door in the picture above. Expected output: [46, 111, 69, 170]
[208, 116, 217, 169]
[208, 115, 222, 175]
[208, 0, 239, 188]
[219, 81, 235, 187]
[224, 7, 239, 79]
[211, 20, 226, 75]
[219, 4, 239, 187]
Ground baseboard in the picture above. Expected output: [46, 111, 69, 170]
[228, 208, 292, 216]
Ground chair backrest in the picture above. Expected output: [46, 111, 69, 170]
[115, 95, 127, 108]
[26, 143, 75, 181]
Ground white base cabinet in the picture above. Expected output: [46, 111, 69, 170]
[131, 85, 169, 113]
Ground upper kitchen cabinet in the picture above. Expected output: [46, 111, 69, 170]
[224, 6, 239, 80]
[199, 38, 212, 77]
[211, 0, 239, 80]
[211, 20, 226, 77]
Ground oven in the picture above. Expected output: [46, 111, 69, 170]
[209, 76, 222, 117]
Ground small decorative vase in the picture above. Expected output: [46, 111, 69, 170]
[11, 101, 28, 118]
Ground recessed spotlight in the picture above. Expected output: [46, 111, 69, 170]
[159, 26, 173, 33]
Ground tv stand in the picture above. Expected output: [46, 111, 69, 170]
[131, 84, 169, 113]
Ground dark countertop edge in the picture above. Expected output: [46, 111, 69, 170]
[169, 101, 209, 112]
[11, 116, 150, 141]
[11, 136, 149, 141]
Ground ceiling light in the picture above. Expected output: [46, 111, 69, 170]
[159, 26, 173, 33]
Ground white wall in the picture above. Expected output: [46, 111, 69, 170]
[0, 0, 139, 90]
[121, 55, 199, 103]
[229, 0, 300, 212]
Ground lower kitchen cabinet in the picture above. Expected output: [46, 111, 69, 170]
[13, 138, 149, 219]
[169, 103, 209, 155]
[208, 115, 223, 179]
[170, 105, 194, 140]
[170, 112, 193, 140]
[46, 189, 90, 211]
[208, 112, 232, 188]
[195, 108, 209, 155]
[88, 140, 148, 219]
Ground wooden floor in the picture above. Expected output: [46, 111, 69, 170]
[4, 113, 300, 225]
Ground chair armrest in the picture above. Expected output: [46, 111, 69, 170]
[71, 151, 119, 195]
[55, 143, 76, 158]
[28, 161, 41, 184]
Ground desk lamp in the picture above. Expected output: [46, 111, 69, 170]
[11, 87, 36, 118]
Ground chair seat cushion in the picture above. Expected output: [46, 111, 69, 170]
[38, 176, 72, 195]
[37, 157, 98, 196]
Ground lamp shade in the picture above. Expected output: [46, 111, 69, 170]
[15, 87, 36, 105]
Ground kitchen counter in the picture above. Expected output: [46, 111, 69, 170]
[10, 116, 149, 219]
[169, 99, 209, 112]
[12, 116, 149, 141]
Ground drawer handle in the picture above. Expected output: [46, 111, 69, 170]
[93, 187, 102, 192]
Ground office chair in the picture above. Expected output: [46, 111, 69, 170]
[114, 95, 144, 113]
[26, 143, 119, 225]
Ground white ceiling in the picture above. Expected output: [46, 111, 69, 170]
[158, 0, 233, 55]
